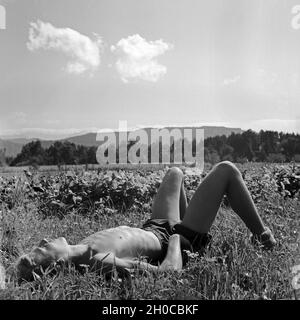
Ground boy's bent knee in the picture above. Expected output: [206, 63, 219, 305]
[167, 166, 184, 177]
[214, 161, 241, 178]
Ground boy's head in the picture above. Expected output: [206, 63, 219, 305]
[16, 237, 70, 281]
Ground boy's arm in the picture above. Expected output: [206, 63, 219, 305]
[90, 252, 159, 276]
[90, 234, 183, 276]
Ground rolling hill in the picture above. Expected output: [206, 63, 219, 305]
[0, 126, 243, 158]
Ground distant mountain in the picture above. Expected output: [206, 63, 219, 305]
[197, 126, 243, 138]
[0, 126, 243, 158]
[0, 139, 24, 157]
[64, 126, 243, 145]
[63, 133, 99, 147]
[4, 138, 35, 145]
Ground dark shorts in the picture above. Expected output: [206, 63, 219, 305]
[142, 218, 212, 264]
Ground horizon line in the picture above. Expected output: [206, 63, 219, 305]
[1, 122, 300, 141]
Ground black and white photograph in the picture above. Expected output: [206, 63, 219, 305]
[0, 0, 299, 304]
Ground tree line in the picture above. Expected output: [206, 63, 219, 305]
[5, 141, 98, 167]
[1, 129, 300, 167]
[204, 130, 300, 164]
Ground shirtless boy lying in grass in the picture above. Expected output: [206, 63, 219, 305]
[16, 161, 276, 281]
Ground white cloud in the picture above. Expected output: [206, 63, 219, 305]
[111, 34, 173, 83]
[222, 75, 241, 86]
[27, 20, 103, 75]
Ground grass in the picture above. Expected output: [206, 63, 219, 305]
[0, 164, 299, 300]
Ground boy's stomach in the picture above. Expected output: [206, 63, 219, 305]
[80, 226, 162, 261]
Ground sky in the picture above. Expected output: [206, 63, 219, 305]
[0, 0, 300, 139]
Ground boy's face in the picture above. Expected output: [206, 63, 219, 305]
[17, 237, 70, 281]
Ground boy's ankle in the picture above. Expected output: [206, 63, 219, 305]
[251, 227, 277, 250]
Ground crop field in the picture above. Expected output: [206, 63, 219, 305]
[0, 162, 299, 300]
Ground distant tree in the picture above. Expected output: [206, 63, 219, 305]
[266, 153, 286, 163]
[5, 156, 14, 166]
[258, 130, 280, 155]
[222, 153, 234, 162]
[76, 145, 88, 164]
[87, 146, 97, 164]
[236, 156, 248, 164]
[281, 137, 299, 161]
[227, 133, 248, 160]
[256, 147, 268, 162]
[11, 140, 45, 166]
[46, 142, 63, 165]
[0, 149, 6, 166]
[293, 154, 300, 162]
[219, 144, 234, 161]
[242, 130, 259, 161]
[60, 142, 76, 164]
[7, 130, 300, 166]
[204, 147, 220, 165]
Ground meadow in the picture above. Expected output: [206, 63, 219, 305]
[0, 162, 299, 300]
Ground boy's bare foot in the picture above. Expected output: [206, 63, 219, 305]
[251, 227, 277, 250]
[159, 234, 183, 271]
